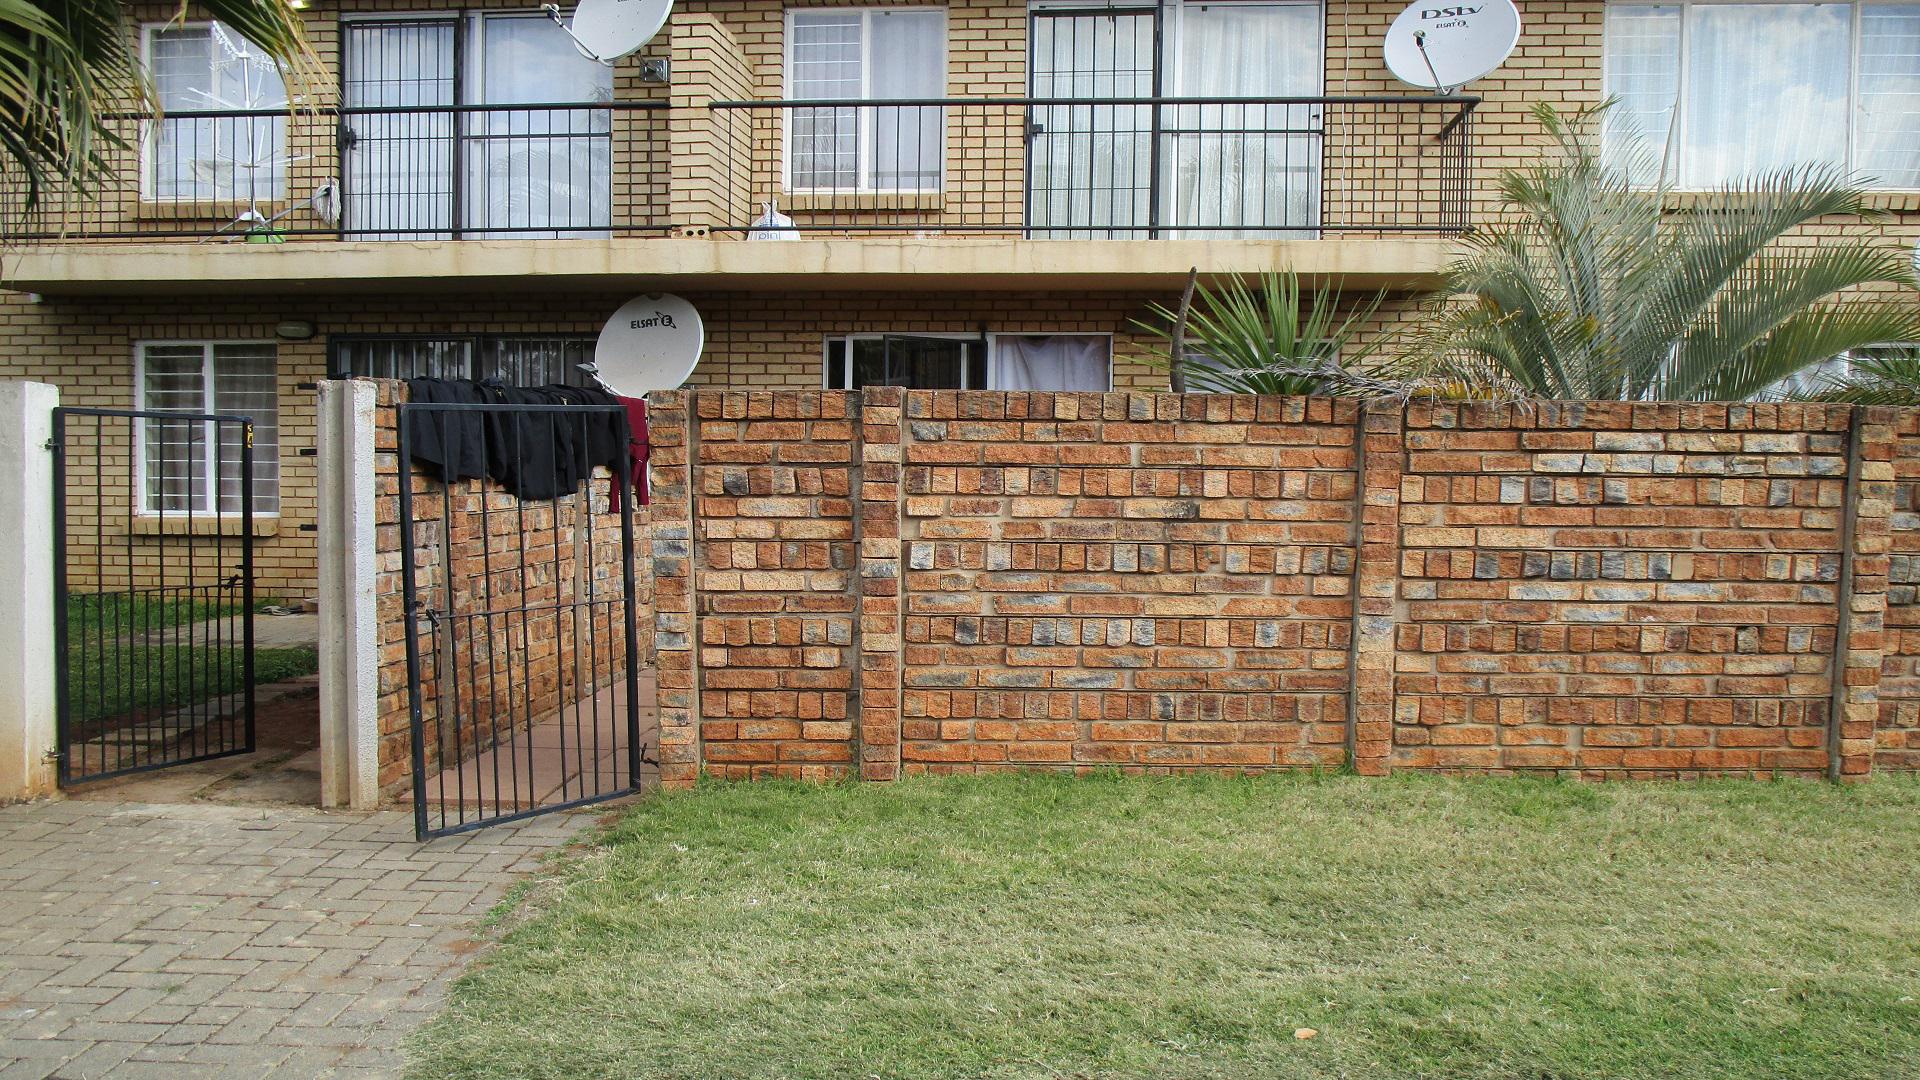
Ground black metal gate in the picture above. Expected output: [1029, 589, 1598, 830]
[397, 401, 648, 839]
[50, 407, 256, 785]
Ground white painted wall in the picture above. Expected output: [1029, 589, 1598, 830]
[317, 380, 381, 809]
[0, 382, 58, 801]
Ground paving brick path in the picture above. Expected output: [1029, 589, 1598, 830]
[0, 800, 592, 1079]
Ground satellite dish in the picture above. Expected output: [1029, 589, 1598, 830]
[1383, 0, 1521, 94]
[541, 0, 671, 64]
[593, 294, 704, 395]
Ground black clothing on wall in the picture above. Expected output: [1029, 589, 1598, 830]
[403, 379, 631, 502]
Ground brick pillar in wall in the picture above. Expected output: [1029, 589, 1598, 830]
[648, 390, 701, 787]
[858, 388, 904, 780]
[1348, 399, 1404, 776]
[1833, 405, 1895, 780]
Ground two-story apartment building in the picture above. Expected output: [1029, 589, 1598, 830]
[4, 0, 1919, 599]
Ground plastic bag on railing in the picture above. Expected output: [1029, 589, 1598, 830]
[747, 200, 796, 241]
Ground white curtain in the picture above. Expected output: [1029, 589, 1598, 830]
[467, 14, 612, 237]
[1170, 2, 1320, 237]
[869, 11, 945, 190]
[993, 336, 1111, 391]
[1680, 4, 1849, 187]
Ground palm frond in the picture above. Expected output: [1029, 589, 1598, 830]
[1428, 100, 1911, 403]
[1135, 271, 1388, 396]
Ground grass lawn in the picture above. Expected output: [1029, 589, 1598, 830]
[63, 594, 318, 724]
[409, 773, 1920, 1080]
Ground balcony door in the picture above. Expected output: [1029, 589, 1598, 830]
[1026, 0, 1322, 238]
[342, 14, 613, 239]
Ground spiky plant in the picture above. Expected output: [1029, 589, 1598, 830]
[1135, 270, 1388, 395]
[1409, 101, 1920, 402]
[0, 0, 319, 216]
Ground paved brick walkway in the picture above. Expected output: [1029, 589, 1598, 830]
[0, 800, 593, 1079]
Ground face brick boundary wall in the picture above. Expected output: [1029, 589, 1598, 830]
[647, 390, 1920, 785]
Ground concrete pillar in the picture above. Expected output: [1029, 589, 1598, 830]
[317, 379, 381, 809]
[0, 382, 59, 801]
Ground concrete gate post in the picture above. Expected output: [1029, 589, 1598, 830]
[0, 382, 59, 801]
[317, 379, 381, 809]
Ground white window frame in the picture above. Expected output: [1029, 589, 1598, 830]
[782, 6, 950, 195]
[138, 20, 290, 204]
[820, 331, 1115, 390]
[133, 339, 280, 518]
[1601, 0, 1920, 191]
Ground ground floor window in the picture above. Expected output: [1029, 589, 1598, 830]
[136, 341, 280, 515]
[330, 334, 598, 386]
[822, 333, 1112, 391]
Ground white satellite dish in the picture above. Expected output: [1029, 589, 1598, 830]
[592, 294, 704, 395]
[542, 0, 671, 64]
[1383, 0, 1522, 94]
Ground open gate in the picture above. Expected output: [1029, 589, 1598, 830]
[50, 407, 257, 785]
[397, 400, 648, 839]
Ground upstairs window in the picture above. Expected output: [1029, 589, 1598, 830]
[143, 22, 289, 203]
[137, 342, 280, 516]
[1603, 2, 1920, 189]
[786, 8, 947, 192]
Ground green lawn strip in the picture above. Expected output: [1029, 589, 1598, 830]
[61, 593, 312, 723]
[407, 773, 1920, 1080]
[64, 592, 251, 638]
[64, 643, 318, 724]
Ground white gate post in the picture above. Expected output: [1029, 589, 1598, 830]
[317, 379, 380, 809]
[0, 382, 59, 801]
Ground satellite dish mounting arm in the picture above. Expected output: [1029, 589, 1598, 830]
[540, 3, 618, 65]
[1413, 31, 1454, 95]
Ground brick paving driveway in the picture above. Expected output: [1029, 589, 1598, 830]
[0, 800, 593, 1079]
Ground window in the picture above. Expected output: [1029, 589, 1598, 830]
[1603, 2, 1920, 189]
[822, 333, 1112, 390]
[137, 342, 279, 515]
[143, 23, 289, 203]
[340, 13, 613, 237]
[786, 9, 947, 191]
[331, 334, 600, 386]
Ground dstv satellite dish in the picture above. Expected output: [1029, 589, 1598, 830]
[541, 0, 671, 64]
[593, 294, 704, 395]
[1383, 0, 1521, 94]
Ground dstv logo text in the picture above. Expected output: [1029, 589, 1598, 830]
[1421, 5, 1481, 16]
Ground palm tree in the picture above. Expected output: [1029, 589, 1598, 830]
[0, 0, 318, 212]
[1135, 270, 1390, 395]
[1409, 102, 1920, 402]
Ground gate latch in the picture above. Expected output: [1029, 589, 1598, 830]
[41, 747, 60, 764]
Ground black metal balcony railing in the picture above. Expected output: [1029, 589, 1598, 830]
[711, 95, 1476, 238]
[5, 95, 1475, 243]
[8, 101, 671, 242]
